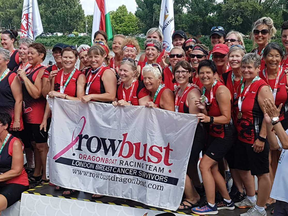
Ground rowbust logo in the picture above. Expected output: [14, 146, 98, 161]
[53, 116, 173, 166]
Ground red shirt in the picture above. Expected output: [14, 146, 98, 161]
[85, 66, 110, 95]
[192, 74, 203, 89]
[153, 86, 168, 108]
[163, 67, 177, 91]
[54, 69, 82, 97]
[235, 79, 267, 144]
[282, 57, 288, 72]
[42, 64, 59, 79]
[141, 50, 166, 65]
[117, 80, 149, 105]
[221, 70, 242, 102]
[175, 85, 199, 113]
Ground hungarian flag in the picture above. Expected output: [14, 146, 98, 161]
[20, 0, 43, 40]
[92, 0, 113, 43]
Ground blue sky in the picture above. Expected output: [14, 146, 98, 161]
[80, 0, 137, 15]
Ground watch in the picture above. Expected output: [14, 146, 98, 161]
[271, 116, 280, 125]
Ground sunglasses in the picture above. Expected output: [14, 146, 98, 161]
[122, 57, 136, 66]
[184, 45, 194, 51]
[169, 54, 184, 58]
[211, 26, 224, 31]
[225, 39, 238, 43]
[151, 63, 162, 74]
[213, 53, 226, 59]
[253, 29, 269, 35]
[189, 54, 206, 59]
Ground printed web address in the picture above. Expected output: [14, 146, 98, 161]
[72, 169, 164, 191]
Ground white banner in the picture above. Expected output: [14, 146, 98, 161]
[48, 98, 198, 211]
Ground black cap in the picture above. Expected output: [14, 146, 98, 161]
[210, 26, 225, 38]
[172, 30, 187, 40]
[52, 43, 69, 52]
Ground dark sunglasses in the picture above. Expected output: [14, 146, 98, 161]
[151, 63, 162, 73]
[184, 45, 194, 51]
[211, 26, 224, 31]
[189, 54, 206, 59]
[213, 53, 226, 59]
[225, 39, 238, 43]
[169, 54, 183, 58]
[253, 29, 269, 35]
[122, 57, 136, 66]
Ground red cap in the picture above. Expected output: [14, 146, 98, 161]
[212, 44, 229, 55]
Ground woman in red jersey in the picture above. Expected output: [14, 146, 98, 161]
[192, 60, 234, 215]
[81, 45, 117, 103]
[282, 21, 288, 71]
[233, 53, 274, 216]
[110, 34, 125, 73]
[173, 61, 204, 212]
[162, 47, 185, 92]
[122, 37, 140, 61]
[17, 43, 47, 184]
[112, 58, 150, 106]
[251, 17, 276, 71]
[17, 38, 33, 71]
[1, 29, 20, 71]
[142, 64, 174, 111]
[189, 44, 209, 89]
[0, 113, 29, 213]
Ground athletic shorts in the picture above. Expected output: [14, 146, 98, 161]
[189, 123, 207, 164]
[20, 119, 50, 147]
[0, 183, 29, 208]
[204, 124, 234, 162]
[234, 140, 269, 175]
[224, 131, 237, 169]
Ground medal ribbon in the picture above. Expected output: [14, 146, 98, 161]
[0, 69, 10, 82]
[238, 76, 261, 112]
[263, 66, 282, 101]
[0, 133, 11, 155]
[153, 84, 164, 103]
[85, 67, 102, 95]
[202, 80, 218, 105]
[231, 72, 243, 98]
[60, 68, 77, 94]
[122, 80, 136, 103]
[175, 85, 191, 112]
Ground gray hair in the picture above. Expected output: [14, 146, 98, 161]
[0, 48, 10, 61]
[226, 31, 245, 48]
[145, 39, 163, 52]
[18, 37, 33, 47]
[142, 64, 162, 79]
[241, 53, 261, 68]
[146, 27, 163, 41]
[228, 45, 246, 57]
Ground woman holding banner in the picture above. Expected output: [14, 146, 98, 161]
[112, 58, 150, 106]
[173, 60, 204, 212]
[142, 64, 174, 111]
[192, 60, 234, 215]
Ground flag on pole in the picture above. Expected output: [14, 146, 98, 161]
[92, 0, 113, 44]
[20, 0, 43, 40]
[159, 0, 175, 52]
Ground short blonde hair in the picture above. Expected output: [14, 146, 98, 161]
[121, 37, 140, 55]
[142, 64, 162, 79]
[226, 31, 245, 48]
[252, 17, 277, 44]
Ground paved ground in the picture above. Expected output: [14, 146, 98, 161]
[29, 184, 273, 216]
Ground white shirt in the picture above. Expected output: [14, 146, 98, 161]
[270, 129, 288, 203]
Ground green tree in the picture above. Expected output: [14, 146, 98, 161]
[38, 0, 85, 33]
[0, 0, 22, 30]
[110, 5, 139, 35]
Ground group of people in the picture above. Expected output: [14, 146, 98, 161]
[0, 15, 288, 216]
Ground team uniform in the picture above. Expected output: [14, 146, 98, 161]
[8, 50, 20, 72]
[234, 78, 269, 175]
[192, 74, 203, 89]
[117, 80, 149, 105]
[162, 66, 177, 92]
[42, 64, 59, 78]
[153, 85, 167, 108]
[283, 57, 288, 72]
[0, 71, 24, 131]
[0, 134, 29, 208]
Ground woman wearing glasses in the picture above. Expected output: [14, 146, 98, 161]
[183, 38, 199, 58]
[143, 64, 174, 111]
[189, 44, 209, 88]
[225, 31, 245, 48]
[251, 17, 277, 71]
[162, 47, 186, 91]
[112, 58, 150, 106]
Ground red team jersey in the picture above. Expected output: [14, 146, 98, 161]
[153, 86, 167, 108]
[163, 67, 177, 92]
[175, 85, 199, 113]
[85, 66, 110, 95]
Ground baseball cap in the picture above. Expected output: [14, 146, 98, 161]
[210, 26, 225, 38]
[172, 30, 187, 40]
[212, 44, 229, 55]
[52, 43, 69, 52]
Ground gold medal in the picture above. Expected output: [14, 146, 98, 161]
[237, 111, 242, 119]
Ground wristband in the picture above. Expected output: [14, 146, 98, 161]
[272, 120, 280, 126]
[258, 135, 266, 142]
[209, 116, 214, 124]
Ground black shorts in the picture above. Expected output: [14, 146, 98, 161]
[20, 119, 50, 147]
[234, 140, 269, 175]
[204, 124, 234, 162]
[0, 183, 29, 208]
[189, 123, 207, 164]
[224, 131, 237, 169]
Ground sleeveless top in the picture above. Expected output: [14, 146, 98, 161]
[153, 86, 167, 108]
[42, 64, 59, 79]
[0, 135, 29, 186]
[175, 85, 199, 113]
[222, 70, 242, 102]
[117, 80, 149, 105]
[54, 69, 82, 97]
[8, 50, 20, 71]
[0, 72, 24, 130]
[162, 66, 177, 92]
[22, 65, 46, 124]
[85, 66, 110, 95]
[235, 79, 267, 144]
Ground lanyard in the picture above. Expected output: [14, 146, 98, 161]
[60, 68, 76, 94]
[263, 66, 282, 101]
[122, 80, 136, 103]
[256, 48, 264, 59]
[85, 67, 102, 95]
[0, 133, 11, 155]
[238, 76, 261, 112]
[153, 84, 164, 103]
[0, 69, 10, 82]
[202, 80, 218, 105]
[175, 85, 191, 112]
[231, 72, 243, 99]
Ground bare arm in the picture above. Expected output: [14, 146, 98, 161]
[138, 95, 151, 106]
[0, 140, 24, 182]
[11, 76, 23, 131]
[160, 89, 175, 111]
[214, 85, 231, 124]
[187, 88, 201, 114]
